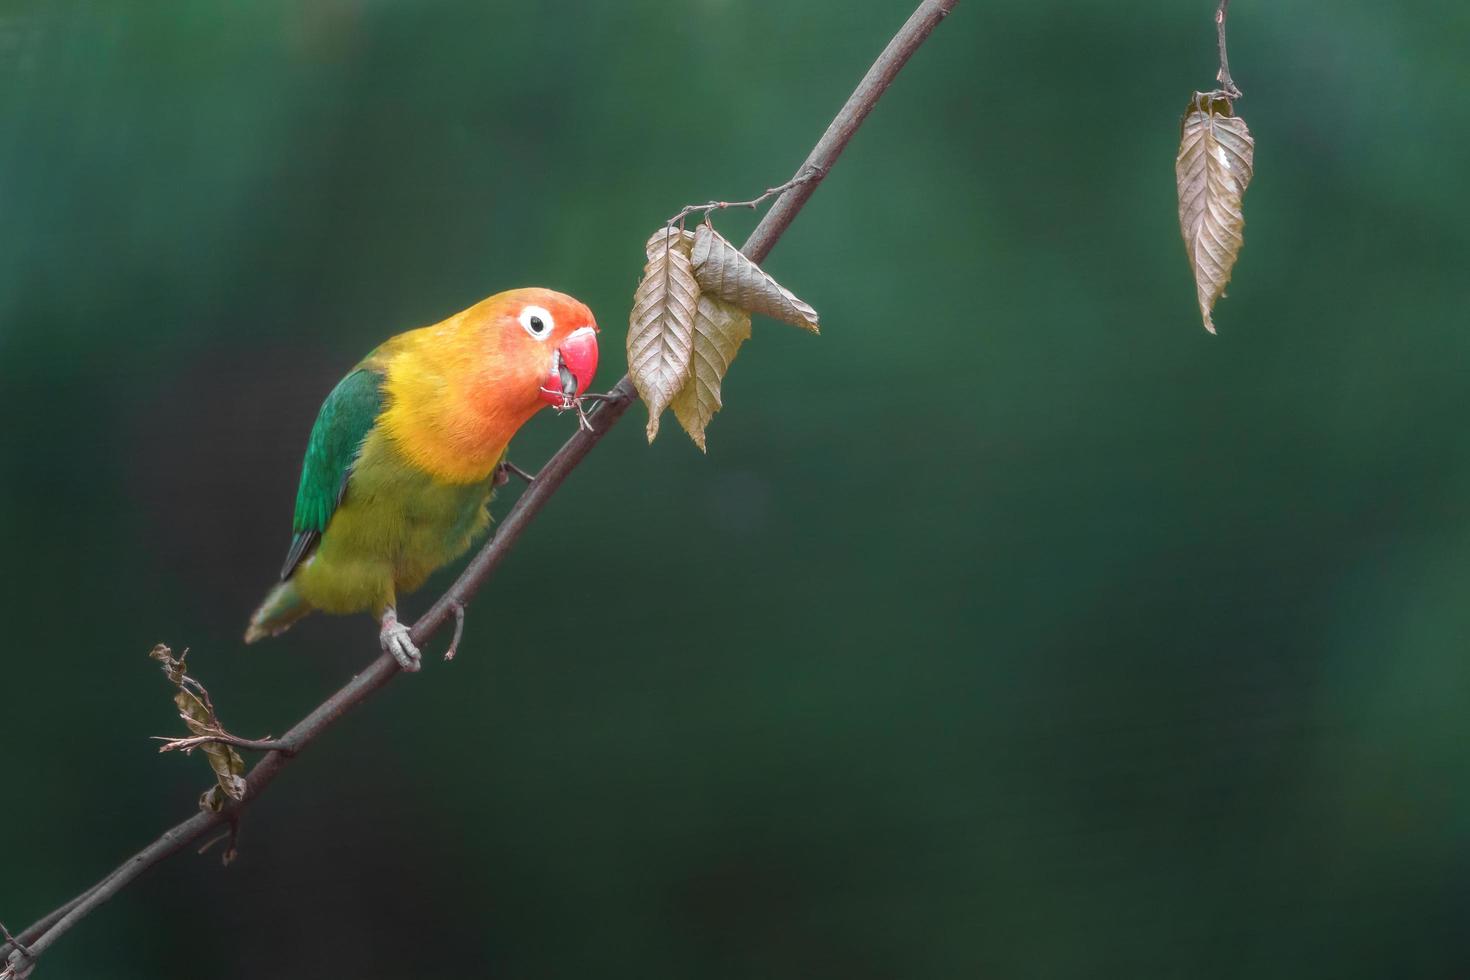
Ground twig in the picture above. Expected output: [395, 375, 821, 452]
[2, 0, 960, 972]
[0, 887, 94, 961]
[153, 733, 293, 755]
[666, 168, 823, 229]
[4, 661, 399, 968]
[495, 461, 537, 485]
[1214, 0, 1241, 100]
[196, 816, 240, 866]
[442, 600, 466, 662]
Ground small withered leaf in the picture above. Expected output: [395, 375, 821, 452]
[1176, 92, 1254, 334]
[152, 644, 246, 805]
[198, 782, 245, 812]
[149, 643, 185, 685]
[690, 224, 819, 333]
[670, 295, 752, 452]
[627, 227, 699, 442]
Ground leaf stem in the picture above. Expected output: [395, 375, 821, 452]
[1214, 0, 1241, 101]
[665, 168, 823, 230]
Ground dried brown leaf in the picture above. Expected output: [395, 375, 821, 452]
[151, 644, 246, 804]
[1176, 92, 1254, 334]
[690, 224, 819, 333]
[627, 227, 699, 442]
[670, 295, 752, 452]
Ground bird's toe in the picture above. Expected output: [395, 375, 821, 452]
[379, 619, 423, 672]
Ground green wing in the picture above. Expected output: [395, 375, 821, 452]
[280, 367, 385, 580]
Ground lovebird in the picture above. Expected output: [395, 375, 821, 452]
[245, 288, 599, 670]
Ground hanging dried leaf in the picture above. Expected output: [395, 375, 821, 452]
[150, 645, 246, 806]
[1175, 92, 1254, 334]
[670, 295, 752, 452]
[627, 227, 699, 442]
[690, 224, 819, 333]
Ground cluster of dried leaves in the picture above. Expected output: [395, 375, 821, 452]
[1175, 91, 1254, 334]
[627, 223, 819, 449]
[149, 645, 245, 811]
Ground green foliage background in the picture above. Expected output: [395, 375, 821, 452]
[3, 1, 1468, 977]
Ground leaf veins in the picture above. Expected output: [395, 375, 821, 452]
[690, 224, 820, 334]
[627, 227, 699, 442]
[670, 295, 752, 452]
[1176, 92, 1255, 334]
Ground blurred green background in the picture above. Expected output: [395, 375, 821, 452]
[3, 1, 1469, 977]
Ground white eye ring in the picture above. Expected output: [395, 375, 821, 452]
[519, 305, 554, 341]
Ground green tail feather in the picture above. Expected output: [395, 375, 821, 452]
[245, 579, 313, 643]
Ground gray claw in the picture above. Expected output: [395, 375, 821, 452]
[379, 612, 422, 672]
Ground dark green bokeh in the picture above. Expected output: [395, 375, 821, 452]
[3, 1, 1469, 977]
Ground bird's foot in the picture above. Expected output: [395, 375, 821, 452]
[379, 609, 421, 672]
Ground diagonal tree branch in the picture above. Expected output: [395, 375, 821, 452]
[2, 0, 959, 973]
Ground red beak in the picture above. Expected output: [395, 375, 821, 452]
[541, 325, 599, 407]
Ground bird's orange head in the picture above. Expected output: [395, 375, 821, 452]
[462, 287, 600, 414]
[378, 287, 599, 483]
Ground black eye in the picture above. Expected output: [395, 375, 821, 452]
[520, 306, 555, 339]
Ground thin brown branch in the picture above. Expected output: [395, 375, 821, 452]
[3, 657, 397, 970]
[1214, 0, 1241, 100]
[3, 0, 959, 972]
[745, 0, 958, 260]
[4, 887, 94, 955]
